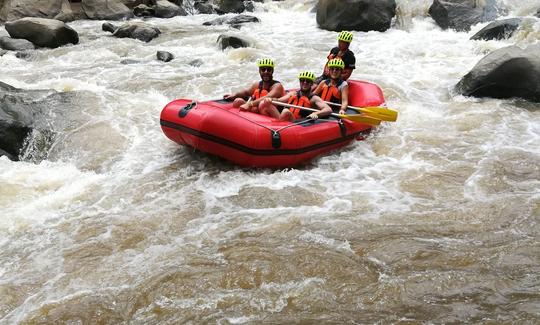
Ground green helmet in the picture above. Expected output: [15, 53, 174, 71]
[257, 58, 275, 68]
[338, 31, 353, 43]
[327, 58, 345, 70]
[298, 71, 316, 82]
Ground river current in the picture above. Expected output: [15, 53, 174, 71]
[1, 0, 539, 323]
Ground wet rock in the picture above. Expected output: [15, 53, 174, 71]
[123, 0, 156, 10]
[429, 0, 502, 32]
[217, 34, 250, 50]
[82, 0, 133, 20]
[0, 0, 63, 22]
[155, 0, 187, 18]
[0, 121, 31, 161]
[317, 0, 396, 32]
[112, 22, 161, 42]
[133, 4, 155, 17]
[189, 59, 204, 67]
[194, 0, 215, 14]
[470, 18, 522, 41]
[5, 17, 79, 48]
[120, 59, 141, 64]
[203, 14, 259, 28]
[536, 8, 540, 18]
[15, 51, 34, 59]
[0, 36, 35, 51]
[157, 50, 174, 62]
[54, 0, 87, 22]
[215, 0, 245, 14]
[102, 22, 118, 33]
[0, 50, 7, 56]
[455, 43, 540, 103]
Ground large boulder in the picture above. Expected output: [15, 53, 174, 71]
[0, 81, 50, 160]
[111, 22, 161, 42]
[316, 0, 396, 32]
[470, 18, 521, 41]
[455, 43, 540, 103]
[0, 0, 63, 22]
[82, 0, 133, 20]
[428, 0, 501, 32]
[154, 0, 187, 18]
[5, 17, 79, 48]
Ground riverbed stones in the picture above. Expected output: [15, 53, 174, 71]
[5, 17, 79, 48]
[155, 0, 187, 18]
[456, 43, 540, 102]
[203, 14, 259, 28]
[316, 0, 396, 32]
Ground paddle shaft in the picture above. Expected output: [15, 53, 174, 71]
[271, 101, 381, 126]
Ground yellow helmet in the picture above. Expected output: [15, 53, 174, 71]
[338, 31, 353, 43]
[327, 58, 345, 70]
[257, 58, 275, 68]
[298, 71, 316, 82]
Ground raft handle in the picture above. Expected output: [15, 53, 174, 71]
[271, 130, 281, 149]
[179, 101, 197, 118]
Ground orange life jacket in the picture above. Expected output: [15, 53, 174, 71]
[287, 90, 312, 119]
[319, 79, 343, 103]
[251, 80, 280, 100]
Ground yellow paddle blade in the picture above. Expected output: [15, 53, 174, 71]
[358, 106, 398, 122]
[337, 113, 381, 126]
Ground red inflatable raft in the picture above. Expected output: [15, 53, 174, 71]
[160, 80, 385, 168]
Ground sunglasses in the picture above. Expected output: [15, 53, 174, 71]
[259, 67, 273, 72]
[300, 79, 313, 84]
[329, 67, 342, 71]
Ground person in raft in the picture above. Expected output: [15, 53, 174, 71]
[223, 58, 285, 115]
[312, 58, 349, 115]
[314, 31, 356, 86]
[258, 71, 332, 121]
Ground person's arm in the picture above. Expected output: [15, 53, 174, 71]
[224, 83, 255, 100]
[339, 84, 349, 115]
[307, 96, 332, 119]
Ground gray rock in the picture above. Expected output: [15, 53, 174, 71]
[5, 17, 79, 48]
[429, 0, 502, 32]
[0, 0, 63, 22]
[157, 50, 174, 62]
[120, 59, 141, 64]
[317, 0, 396, 32]
[217, 34, 250, 50]
[102, 22, 118, 33]
[456, 43, 540, 102]
[155, 0, 187, 18]
[82, 0, 133, 20]
[133, 4, 155, 17]
[470, 18, 521, 41]
[215, 0, 245, 14]
[203, 14, 259, 27]
[0, 36, 35, 50]
[112, 22, 161, 42]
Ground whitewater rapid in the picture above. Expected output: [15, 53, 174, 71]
[1, 0, 539, 323]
